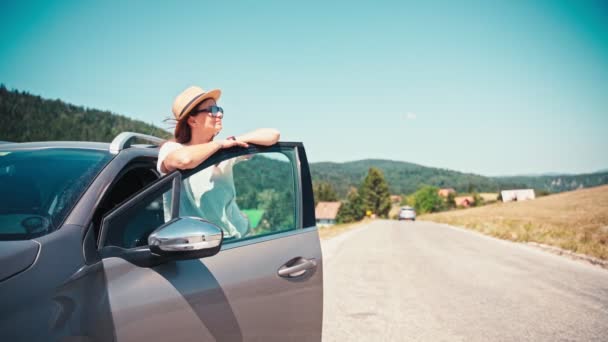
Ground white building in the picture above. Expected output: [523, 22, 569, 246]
[501, 189, 535, 203]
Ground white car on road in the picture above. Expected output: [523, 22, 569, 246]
[398, 206, 416, 221]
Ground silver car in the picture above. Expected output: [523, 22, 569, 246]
[398, 206, 416, 221]
[0, 133, 323, 341]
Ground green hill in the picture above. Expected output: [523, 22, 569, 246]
[2, 85, 606, 198]
[310, 160, 608, 197]
[310, 159, 502, 197]
[495, 173, 608, 193]
[0, 85, 171, 142]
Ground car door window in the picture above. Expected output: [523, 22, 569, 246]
[100, 180, 173, 249]
[179, 150, 299, 243]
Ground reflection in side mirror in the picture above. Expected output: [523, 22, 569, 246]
[148, 217, 223, 256]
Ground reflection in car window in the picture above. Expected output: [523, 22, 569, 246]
[179, 151, 298, 242]
[0, 149, 111, 240]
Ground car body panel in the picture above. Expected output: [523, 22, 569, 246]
[399, 207, 416, 220]
[0, 224, 114, 341]
[102, 143, 322, 341]
[0, 141, 322, 341]
[105, 227, 322, 341]
[0, 141, 111, 151]
[0, 240, 39, 282]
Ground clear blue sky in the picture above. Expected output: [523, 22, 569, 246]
[1, 0, 607, 176]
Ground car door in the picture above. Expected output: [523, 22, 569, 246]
[98, 142, 322, 341]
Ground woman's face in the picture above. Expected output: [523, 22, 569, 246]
[188, 98, 223, 136]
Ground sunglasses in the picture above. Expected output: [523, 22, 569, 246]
[191, 105, 224, 118]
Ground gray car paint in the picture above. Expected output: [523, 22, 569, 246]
[0, 240, 39, 281]
[0, 145, 157, 341]
[104, 227, 322, 341]
[0, 224, 114, 341]
[102, 145, 322, 341]
[0, 142, 322, 341]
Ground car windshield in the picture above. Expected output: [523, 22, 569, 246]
[0, 148, 111, 240]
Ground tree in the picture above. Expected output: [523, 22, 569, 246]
[411, 185, 445, 214]
[313, 182, 338, 206]
[471, 192, 484, 207]
[445, 192, 456, 209]
[336, 187, 365, 223]
[536, 189, 551, 197]
[359, 167, 392, 218]
[0, 87, 172, 143]
[467, 183, 476, 194]
[256, 189, 294, 232]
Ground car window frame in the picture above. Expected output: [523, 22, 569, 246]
[179, 144, 304, 243]
[97, 142, 313, 251]
[97, 171, 181, 250]
[0, 147, 114, 241]
[183, 142, 315, 228]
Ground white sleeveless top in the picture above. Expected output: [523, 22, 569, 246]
[157, 141, 248, 238]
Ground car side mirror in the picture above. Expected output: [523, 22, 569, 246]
[148, 217, 223, 258]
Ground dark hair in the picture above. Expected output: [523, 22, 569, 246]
[162, 112, 196, 144]
[168, 110, 218, 144]
[175, 116, 193, 144]
[167, 98, 218, 144]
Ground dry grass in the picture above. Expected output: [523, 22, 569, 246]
[420, 185, 608, 260]
[318, 219, 369, 240]
[479, 193, 499, 202]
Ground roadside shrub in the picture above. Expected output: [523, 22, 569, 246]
[411, 185, 445, 214]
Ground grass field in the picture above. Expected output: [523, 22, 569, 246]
[420, 185, 608, 260]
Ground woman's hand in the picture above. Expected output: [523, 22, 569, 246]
[219, 139, 249, 149]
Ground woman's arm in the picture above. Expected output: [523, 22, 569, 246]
[235, 128, 280, 146]
[161, 139, 249, 173]
[160, 128, 279, 173]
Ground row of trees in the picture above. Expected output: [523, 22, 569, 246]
[315, 178, 498, 223]
[403, 185, 485, 214]
[314, 167, 392, 223]
[0, 85, 171, 142]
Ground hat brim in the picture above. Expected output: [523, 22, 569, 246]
[177, 89, 222, 121]
[174, 89, 222, 137]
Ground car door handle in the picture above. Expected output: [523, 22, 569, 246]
[278, 257, 317, 278]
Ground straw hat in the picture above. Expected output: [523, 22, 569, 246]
[171, 86, 221, 137]
[172, 85, 222, 120]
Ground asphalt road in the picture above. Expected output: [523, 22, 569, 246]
[321, 220, 608, 342]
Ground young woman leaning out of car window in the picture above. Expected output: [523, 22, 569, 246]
[157, 85, 280, 175]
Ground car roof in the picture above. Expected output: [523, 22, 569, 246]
[0, 141, 161, 154]
[1, 132, 167, 153]
[0, 141, 111, 151]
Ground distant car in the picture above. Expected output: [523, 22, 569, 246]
[398, 206, 416, 221]
[0, 132, 322, 342]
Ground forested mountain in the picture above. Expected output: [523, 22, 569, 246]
[310, 159, 501, 197]
[495, 173, 608, 193]
[310, 160, 608, 197]
[2, 85, 606, 198]
[0, 85, 171, 142]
